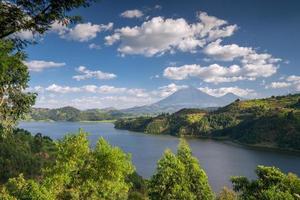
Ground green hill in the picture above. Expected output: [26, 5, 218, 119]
[26, 106, 128, 122]
[115, 94, 300, 151]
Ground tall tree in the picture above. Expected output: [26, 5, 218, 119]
[148, 149, 195, 200]
[0, 0, 96, 48]
[0, 40, 36, 134]
[149, 140, 214, 200]
[177, 139, 214, 200]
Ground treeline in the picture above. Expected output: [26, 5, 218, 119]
[27, 107, 128, 122]
[115, 94, 300, 151]
[1, 129, 299, 199]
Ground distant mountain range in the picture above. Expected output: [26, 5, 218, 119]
[26, 87, 241, 121]
[121, 87, 241, 114]
[26, 106, 127, 122]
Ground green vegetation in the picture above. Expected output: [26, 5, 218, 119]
[115, 94, 300, 151]
[231, 165, 300, 200]
[1, 131, 299, 199]
[148, 139, 214, 200]
[0, 131, 138, 200]
[1, 0, 96, 48]
[0, 40, 36, 134]
[26, 107, 129, 122]
[1, 1, 300, 199]
[0, 127, 56, 184]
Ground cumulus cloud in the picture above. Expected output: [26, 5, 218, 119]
[266, 75, 300, 91]
[32, 83, 189, 109]
[24, 60, 66, 72]
[120, 9, 144, 18]
[45, 84, 126, 94]
[203, 39, 252, 61]
[51, 22, 113, 42]
[154, 83, 188, 97]
[46, 84, 81, 93]
[88, 43, 101, 49]
[73, 66, 116, 81]
[11, 30, 38, 41]
[105, 11, 237, 56]
[265, 82, 291, 89]
[163, 63, 274, 84]
[198, 86, 256, 97]
[203, 39, 280, 76]
[164, 37, 280, 84]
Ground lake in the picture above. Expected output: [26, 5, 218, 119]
[19, 121, 300, 192]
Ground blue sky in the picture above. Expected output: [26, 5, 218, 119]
[21, 0, 300, 109]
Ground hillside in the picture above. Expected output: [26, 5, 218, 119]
[121, 87, 240, 114]
[26, 106, 128, 122]
[115, 93, 300, 151]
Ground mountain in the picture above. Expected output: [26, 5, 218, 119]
[115, 93, 300, 151]
[121, 87, 240, 114]
[26, 106, 128, 122]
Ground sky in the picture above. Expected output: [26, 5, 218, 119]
[19, 0, 300, 109]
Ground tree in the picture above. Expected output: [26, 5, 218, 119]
[0, 131, 135, 200]
[0, 0, 96, 48]
[148, 149, 195, 200]
[177, 139, 214, 200]
[0, 40, 36, 134]
[148, 140, 214, 200]
[231, 165, 300, 200]
[216, 187, 237, 200]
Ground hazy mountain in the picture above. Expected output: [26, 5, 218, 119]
[121, 87, 241, 114]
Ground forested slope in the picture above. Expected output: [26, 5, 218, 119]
[115, 94, 300, 151]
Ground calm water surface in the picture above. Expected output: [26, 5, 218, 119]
[19, 121, 300, 192]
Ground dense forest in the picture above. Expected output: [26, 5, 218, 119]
[26, 106, 128, 122]
[1, 0, 300, 199]
[115, 94, 300, 151]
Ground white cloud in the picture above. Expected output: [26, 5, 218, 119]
[88, 43, 101, 49]
[154, 5, 162, 10]
[164, 64, 241, 83]
[163, 63, 277, 84]
[265, 82, 291, 89]
[155, 83, 188, 97]
[120, 9, 144, 18]
[46, 84, 81, 93]
[24, 60, 66, 72]
[12, 30, 37, 41]
[265, 75, 300, 91]
[286, 75, 300, 83]
[203, 39, 252, 61]
[32, 83, 191, 109]
[51, 22, 113, 42]
[73, 66, 116, 81]
[198, 86, 256, 97]
[105, 11, 237, 56]
[203, 40, 280, 77]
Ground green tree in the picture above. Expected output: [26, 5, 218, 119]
[0, 0, 97, 48]
[0, 128, 56, 183]
[148, 149, 194, 200]
[216, 187, 237, 200]
[0, 40, 36, 134]
[149, 140, 214, 200]
[231, 165, 300, 200]
[0, 131, 135, 200]
[177, 139, 214, 200]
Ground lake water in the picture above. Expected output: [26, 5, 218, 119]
[19, 121, 300, 192]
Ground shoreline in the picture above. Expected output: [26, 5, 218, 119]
[21, 120, 116, 123]
[21, 121, 300, 155]
[115, 127, 300, 155]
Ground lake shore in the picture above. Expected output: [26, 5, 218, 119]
[115, 126, 300, 155]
